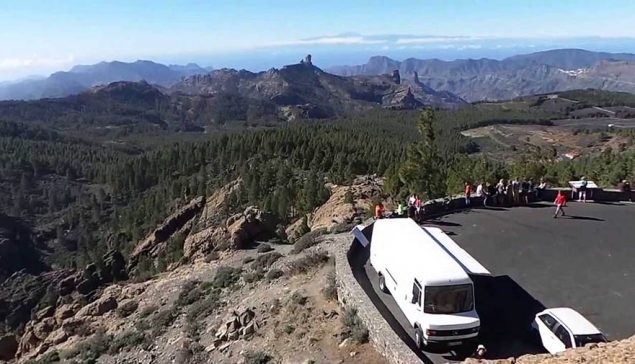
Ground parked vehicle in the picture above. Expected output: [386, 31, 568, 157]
[532, 307, 607, 354]
[366, 218, 489, 350]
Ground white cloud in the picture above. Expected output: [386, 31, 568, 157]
[259, 36, 387, 48]
[395, 36, 480, 44]
[0, 54, 75, 70]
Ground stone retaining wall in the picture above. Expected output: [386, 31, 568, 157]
[331, 236, 422, 364]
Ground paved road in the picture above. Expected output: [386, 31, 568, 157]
[428, 202, 635, 341]
[350, 202, 635, 363]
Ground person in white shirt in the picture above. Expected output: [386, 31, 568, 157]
[476, 183, 484, 199]
[408, 195, 416, 206]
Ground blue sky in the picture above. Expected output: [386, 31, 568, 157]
[2, 0, 635, 80]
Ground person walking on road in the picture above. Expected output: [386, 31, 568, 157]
[554, 191, 567, 218]
[578, 177, 588, 203]
[464, 182, 472, 206]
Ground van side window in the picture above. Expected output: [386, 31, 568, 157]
[539, 314, 558, 331]
[412, 282, 422, 306]
[554, 325, 573, 348]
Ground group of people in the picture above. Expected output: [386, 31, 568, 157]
[464, 178, 548, 207]
[374, 194, 425, 221]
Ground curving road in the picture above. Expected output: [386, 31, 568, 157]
[350, 202, 635, 363]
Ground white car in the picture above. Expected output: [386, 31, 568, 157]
[532, 307, 607, 354]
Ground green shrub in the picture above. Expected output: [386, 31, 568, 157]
[291, 228, 328, 254]
[60, 331, 110, 361]
[213, 266, 242, 288]
[177, 280, 205, 307]
[243, 268, 265, 283]
[289, 291, 307, 306]
[265, 268, 283, 281]
[243, 350, 273, 364]
[23, 351, 60, 364]
[287, 251, 330, 275]
[116, 300, 139, 318]
[108, 331, 148, 354]
[283, 324, 295, 334]
[250, 252, 282, 271]
[341, 307, 369, 343]
[322, 271, 338, 301]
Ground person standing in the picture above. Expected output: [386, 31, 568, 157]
[397, 201, 406, 217]
[464, 182, 472, 206]
[521, 178, 530, 205]
[476, 182, 484, 206]
[414, 195, 422, 222]
[487, 182, 496, 207]
[375, 203, 386, 220]
[578, 177, 588, 203]
[554, 191, 567, 218]
[511, 177, 520, 205]
[496, 179, 506, 206]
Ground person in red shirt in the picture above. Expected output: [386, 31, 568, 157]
[554, 191, 567, 218]
[464, 182, 472, 206]
[414, 195, 422, 222]
[375, 203, 386, 220]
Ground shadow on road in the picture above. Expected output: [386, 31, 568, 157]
[470, 274, 547, 359]
[426, 219, 462, 227]
[566, 215, 605, 221]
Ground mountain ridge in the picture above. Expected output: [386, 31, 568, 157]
[327, 49, 635, 101]
[0, 60, 213, 101]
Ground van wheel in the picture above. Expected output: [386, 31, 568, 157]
[378, 275, 389, 293]
[414, 328, 424, 349]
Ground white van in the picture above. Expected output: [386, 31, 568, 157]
[368, 218, 483, 349]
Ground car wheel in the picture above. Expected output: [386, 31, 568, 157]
[379, 275, 389, 293]
[415, 328, 424, 350]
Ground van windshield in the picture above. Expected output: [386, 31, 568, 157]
[424, 284, 474, 314]
[574, 334, 607, 347]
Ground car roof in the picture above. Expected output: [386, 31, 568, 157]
[542, 308, 602, 335]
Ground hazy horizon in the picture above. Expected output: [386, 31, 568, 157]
[3, 0, 635, 81]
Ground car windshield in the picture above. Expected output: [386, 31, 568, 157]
[574, 334, 607, 347]
[424, 284, 474, 314]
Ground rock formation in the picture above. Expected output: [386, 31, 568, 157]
[392, 69, 401, 84]
[128, 196, 205, 269]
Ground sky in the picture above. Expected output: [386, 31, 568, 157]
[2, 0, 635, 80]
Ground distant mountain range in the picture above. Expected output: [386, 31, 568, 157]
[327, 49, 635, 102]
[0, 61, 213, 101]
[0, 56, 466, 133]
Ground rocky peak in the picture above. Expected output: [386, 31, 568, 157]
[392, 69, 401, 84]
[301, 54, 313, 66]
[413, 71, 420, 84]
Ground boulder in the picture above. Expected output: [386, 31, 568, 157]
[61, 317, 86, 334]
[238, 308, 255, 327]
[34, 306, 55, 321]
[76, 296, 117, 318]
[76, 278, 98, 295]
[58, 276, 76, 296]
[16, 330, 39, 358]
[55, 304, 78, 325]
[128, 196, 205, 269]
[44, 329, 68, 345]
[0, 334, 18, 361]
[183, 226, 231, 261]
[33, 317, 56, 340]
[101, 249, 128, 283]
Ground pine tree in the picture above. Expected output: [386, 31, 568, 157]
[398, 109, 447, 199]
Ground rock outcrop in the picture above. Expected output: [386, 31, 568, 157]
[184, 206, 277, 261]
[391, 69, 400, 84]
[310, 176, 385, 232]
[129, 196, 205, 269]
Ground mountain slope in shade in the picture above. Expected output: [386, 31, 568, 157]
[0, 60, 211, 101]
[327, 49, 635, 102]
